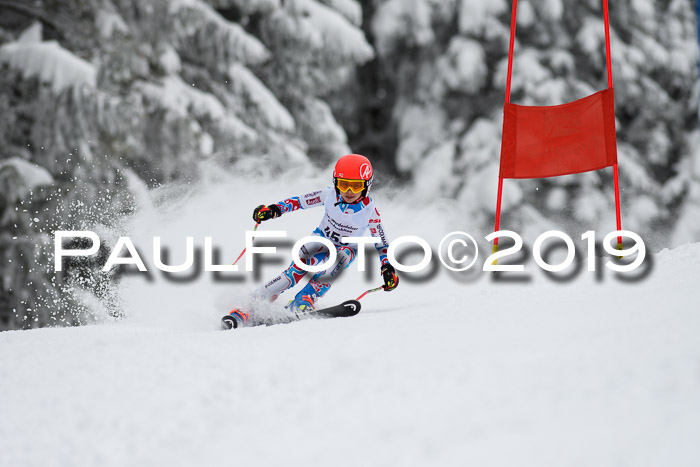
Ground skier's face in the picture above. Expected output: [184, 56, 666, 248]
[341, 190, 362, 203]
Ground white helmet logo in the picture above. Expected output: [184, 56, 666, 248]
[359, 163, 372, 180]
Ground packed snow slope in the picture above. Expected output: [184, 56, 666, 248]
[2, 165, 700, 467]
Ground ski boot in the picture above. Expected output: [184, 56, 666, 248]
[221, 309, 250, 330]
[288, 293, 315, 317]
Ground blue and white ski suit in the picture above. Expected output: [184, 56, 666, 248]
[253, 186, 390, 305]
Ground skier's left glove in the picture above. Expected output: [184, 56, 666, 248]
[253, 204, 282, 223]
[381, 263, 399, 291]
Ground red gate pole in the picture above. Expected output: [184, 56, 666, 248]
[493, 177, 504, 260]
[603, 0, 623, 250]
[505, 0, 518, 104]
[603, 0, 613, 89]
[493, 0, 518, 262]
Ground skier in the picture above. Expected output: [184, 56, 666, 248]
[225, 154, 399, 328]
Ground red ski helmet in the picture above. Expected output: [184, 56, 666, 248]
[333, 154, 373, 199]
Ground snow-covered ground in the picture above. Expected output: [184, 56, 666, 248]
[2, 167, 700, 466]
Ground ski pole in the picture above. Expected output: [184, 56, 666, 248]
[356, 285, 384, 301]
[232, 223, 259, 266]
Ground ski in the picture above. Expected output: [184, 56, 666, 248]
[314, 300, 361, 318]
[221, 300, 361, 330]
[221, 309, 250, 330]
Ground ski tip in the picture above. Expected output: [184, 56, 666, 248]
[221, 315, 238, 330]
[340, 300, 361, 316]
[222, 309, 250, 330]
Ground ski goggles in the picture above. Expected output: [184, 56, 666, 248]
[335, 178, 366, 194]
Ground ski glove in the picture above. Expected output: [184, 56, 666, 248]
[381, 263, 399, 291]
[253, 204, 282, 223]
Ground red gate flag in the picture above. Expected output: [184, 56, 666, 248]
[493, 0, 623, 255]
[499, 88, 618, 179]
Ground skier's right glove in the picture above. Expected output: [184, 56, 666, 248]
[381, 263, 399, 291]
[253, 204, 282, 223]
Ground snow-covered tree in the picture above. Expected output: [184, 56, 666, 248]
[247, 0, 373, 160]
[0, 0, 373, 329]
[366, 0, 699, 246]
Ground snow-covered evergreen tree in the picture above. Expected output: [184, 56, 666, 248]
[0, 0, 373, 329]
[1, 0, 697, 330]
[247, 0, 373, 160]
[368, 0, 699, 246]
